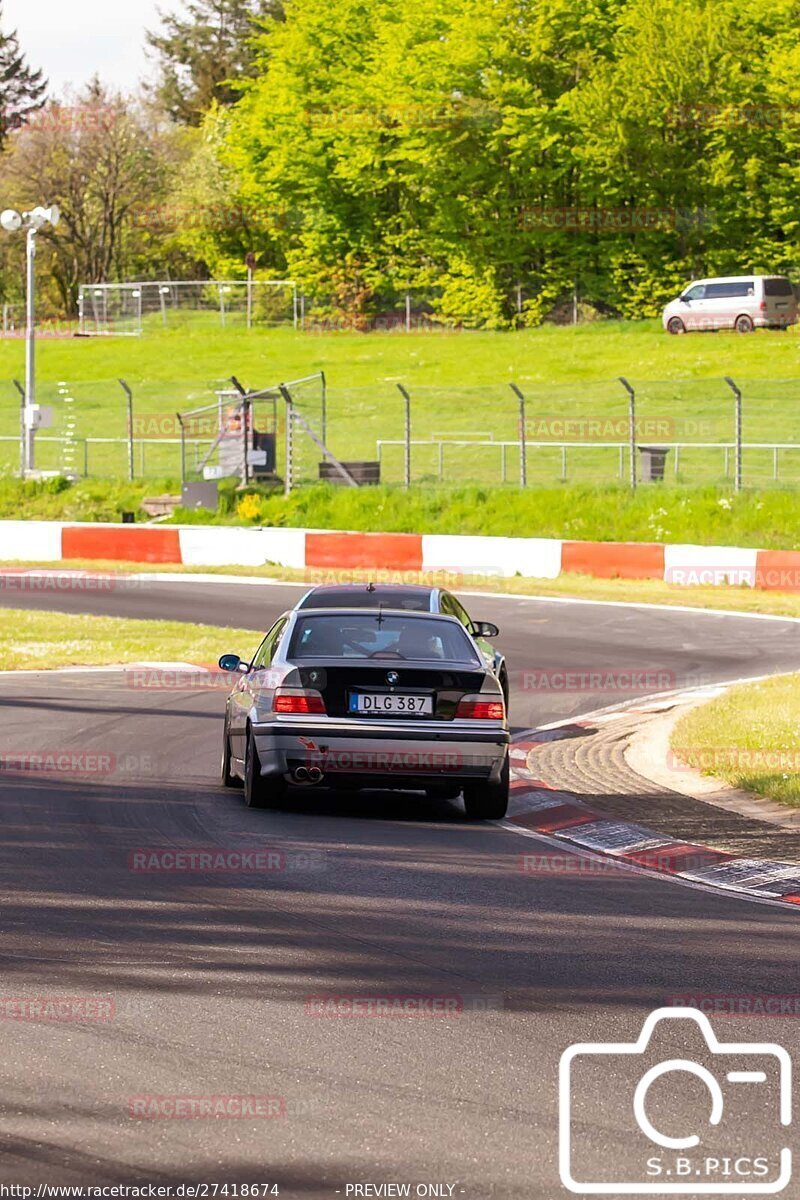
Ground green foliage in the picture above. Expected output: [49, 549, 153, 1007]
[185, 0, 800, 324]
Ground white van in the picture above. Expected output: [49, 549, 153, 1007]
[662, 275, 797, 333]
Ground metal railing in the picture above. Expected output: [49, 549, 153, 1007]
[376, 439, 800, 484]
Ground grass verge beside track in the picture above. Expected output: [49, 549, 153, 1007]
[8, 559, 800, 619]
[0, 607, 260, 671]
[4, 478, 800, 547]
[672, 675, 800, 807]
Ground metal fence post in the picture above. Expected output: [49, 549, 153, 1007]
[320, 369, 327, 447]
[619, 377, 636, 490]
[242, 397, 251, 486]
[284, 388, 294, 495]
[397, 385, 411, 488]
[724, 376, 742, 492]
[509, 384, 526, 487]
[119, 379, 134, 480]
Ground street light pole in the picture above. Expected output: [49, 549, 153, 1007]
[24, 225, 36, 473]
[1, 204, 60, 479]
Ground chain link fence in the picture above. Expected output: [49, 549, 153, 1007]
[3, 375, 800, 489]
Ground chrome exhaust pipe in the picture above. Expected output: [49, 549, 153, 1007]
[293, 766, 309, 782]
[307, 766, 323, 783]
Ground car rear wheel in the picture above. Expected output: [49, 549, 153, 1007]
[463, 756, 509, 820]
[221, 721, 243, 788]
[244, 729, 286, 808]
[735, 314, 754, 333]
[667, 317, 685, 334]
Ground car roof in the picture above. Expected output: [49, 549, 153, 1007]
[291, 605, 457, 621]
[296, 583, 438, 609]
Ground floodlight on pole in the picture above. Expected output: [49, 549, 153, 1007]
[0, 209, 23, 233]
[0, 204, 61, 476]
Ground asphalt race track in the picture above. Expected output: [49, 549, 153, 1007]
[1, 575, 800, 1196]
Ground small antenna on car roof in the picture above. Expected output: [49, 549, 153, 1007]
[376, 602, 384, 626]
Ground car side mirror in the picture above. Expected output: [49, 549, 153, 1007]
[471, 621, 499, 638]
[680, 296, 690, 303]
[218, 653, 247, 673]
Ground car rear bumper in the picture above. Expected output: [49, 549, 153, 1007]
[756, 313, 797, 327]
[251, 718, 509, 785]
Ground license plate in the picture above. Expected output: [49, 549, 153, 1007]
[349, 692, 433, 716]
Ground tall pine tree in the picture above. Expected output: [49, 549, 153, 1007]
[0, 4, 46, 144]
[146, 0, 283, 125]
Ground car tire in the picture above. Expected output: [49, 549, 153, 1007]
[735, 314, 754, 333]
[221, 721, 243, 788]
[667, 317, 685, 334]
[499, 670, 510, 713]
[463, 756, 509, 820]
[243, 729, 285, 809]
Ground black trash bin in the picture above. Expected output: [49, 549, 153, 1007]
[637, 445, 670, 482]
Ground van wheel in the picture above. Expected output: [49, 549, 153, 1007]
[667, 317, 685, 335]
[735, 314, 754, 333]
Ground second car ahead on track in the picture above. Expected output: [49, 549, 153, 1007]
[219, 605, 510, 820]
[294, 582, 509, 707]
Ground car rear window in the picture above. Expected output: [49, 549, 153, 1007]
[288, 614, 480, 663]
[298, 588, 430, 611]
[764, 277, 794, 296]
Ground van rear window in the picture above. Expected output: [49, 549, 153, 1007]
[764, 277, 794, 296]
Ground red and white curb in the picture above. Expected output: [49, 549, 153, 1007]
[3, 519, 800, 594]
[505, 709, 800, 910]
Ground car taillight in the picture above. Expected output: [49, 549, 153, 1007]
[455, 697, 504, 720]
[760, 300, 767, 310]
[274, 690, 326, 715]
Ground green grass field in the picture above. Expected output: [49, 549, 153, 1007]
[2, 320, 800, 487]
[0, 606, 259, 671]
[672, 674, 800, 808]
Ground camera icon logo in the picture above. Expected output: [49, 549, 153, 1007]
[559, 1007, 792, 1194]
